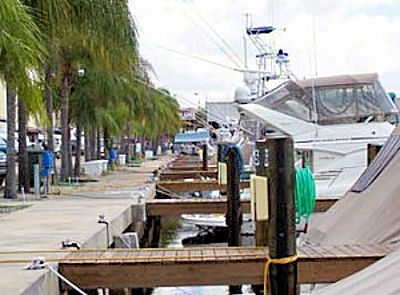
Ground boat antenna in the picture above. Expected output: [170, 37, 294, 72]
[311, 10, 319, 136]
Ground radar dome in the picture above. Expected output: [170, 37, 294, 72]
[234, 85, 251, 104]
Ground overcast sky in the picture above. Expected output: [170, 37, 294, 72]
[129, 0, 400, 107]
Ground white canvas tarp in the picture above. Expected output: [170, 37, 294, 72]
[318, 249, 400, 294]
[306, 129, 400, 245]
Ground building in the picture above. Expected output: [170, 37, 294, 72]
[205, 101, 240, 128]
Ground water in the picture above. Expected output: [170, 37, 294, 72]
[153, 213, 256, 295]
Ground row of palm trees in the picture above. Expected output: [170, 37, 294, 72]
[1, 0, 181, 198]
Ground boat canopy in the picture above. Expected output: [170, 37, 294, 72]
[254, 73, 398, 125]
[246, 26, 275, 35]
[174, 130, 209, 144]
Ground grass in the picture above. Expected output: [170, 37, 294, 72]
[159, 218, 181, 247]
[0, 204, 31, 214]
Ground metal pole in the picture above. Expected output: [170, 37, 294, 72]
[267, 135, 297, 295]
[34, 164, 40, 196]
[226, 147, 242, 294]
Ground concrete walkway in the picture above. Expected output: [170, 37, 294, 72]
[0, 157, 171, 295]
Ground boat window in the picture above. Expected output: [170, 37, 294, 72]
[255, 75, 398, 125]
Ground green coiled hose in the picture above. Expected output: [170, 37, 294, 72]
[295, 166, 316, 224]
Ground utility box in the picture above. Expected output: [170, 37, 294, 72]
[28, 149, 43, 188]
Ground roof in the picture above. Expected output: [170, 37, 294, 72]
[206, 101, 240, 125]
[174, 131, 209, 144]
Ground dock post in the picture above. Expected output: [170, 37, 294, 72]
[253, 137, 297, 294]
[267, 135, 297, 295]
[226, 147, 242, 294]
[226, 147, 242, 247]
[218, 143, 227, 194]
[202, 143, 208, 171]
[217, 143, 224, 163]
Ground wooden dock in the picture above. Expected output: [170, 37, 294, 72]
[159, 170, 217, 181]
[146, 197, 337, 216]
[157, 179, 250, 192]
[59, 243, 399, 289]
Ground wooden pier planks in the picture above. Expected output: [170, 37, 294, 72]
[59, 244, 399, 289]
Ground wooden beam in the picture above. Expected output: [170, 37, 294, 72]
[315, 198, 337, 212]
[167, 165, 217, 171]
[146, 198, 251, 216]
[146, 197, 337, 216]
[59, 244, 399, 289]
[157, 179, 250, 192]
[159, 170, 217, 181]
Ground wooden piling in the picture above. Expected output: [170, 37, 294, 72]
[202, 144, 208, 171]
[226, 148, 242, 247]
[301, 149, 313, 171]
[226, 147, 242, 294]
[217, 144, 224, 163]
[267, 136, 297, 295]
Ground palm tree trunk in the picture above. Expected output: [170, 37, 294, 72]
[89, 126, 96, 160]
[74, 124, 81, 177]
[84, 126, 90, 161]
[5, 85, 17, 199]
[104, 128, 109, 160]
[45, 69, 57, 184]
[18, 98, 29, 193]
[67, 124, 73, 176]
[60, 62, 70, 179]
[96, 128, 101, 159]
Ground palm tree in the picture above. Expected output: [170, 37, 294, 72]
[0, 0, 45, 198]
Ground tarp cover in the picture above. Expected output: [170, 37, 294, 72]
[174, 131, 209, 144]
[305, 127, 400, 245]
[319, 249, 400, 294]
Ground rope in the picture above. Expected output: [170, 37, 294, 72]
[294, 166, 316, 224]
[263, 254, 298, 295]
[47, 265, 88, 295]
[222, 145, 244, 178]
[25, 258, 88, 295]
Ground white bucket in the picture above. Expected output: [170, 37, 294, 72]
[145, 150, 153, 159]
[118, 154, 126, 166]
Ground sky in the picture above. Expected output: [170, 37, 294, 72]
[129, 0, 400, 108]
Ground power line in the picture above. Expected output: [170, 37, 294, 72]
[179, 7, 242, 68]
[183, 2, 244, 67]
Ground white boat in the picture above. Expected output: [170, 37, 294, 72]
[181, 214, 227, 228]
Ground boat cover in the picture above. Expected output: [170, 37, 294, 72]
[174, 130, 209, 144]
[305, 126, 400, 245]
[318, 248, 400, 294]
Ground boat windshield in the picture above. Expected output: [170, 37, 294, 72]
[254, 73, 398, 125]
